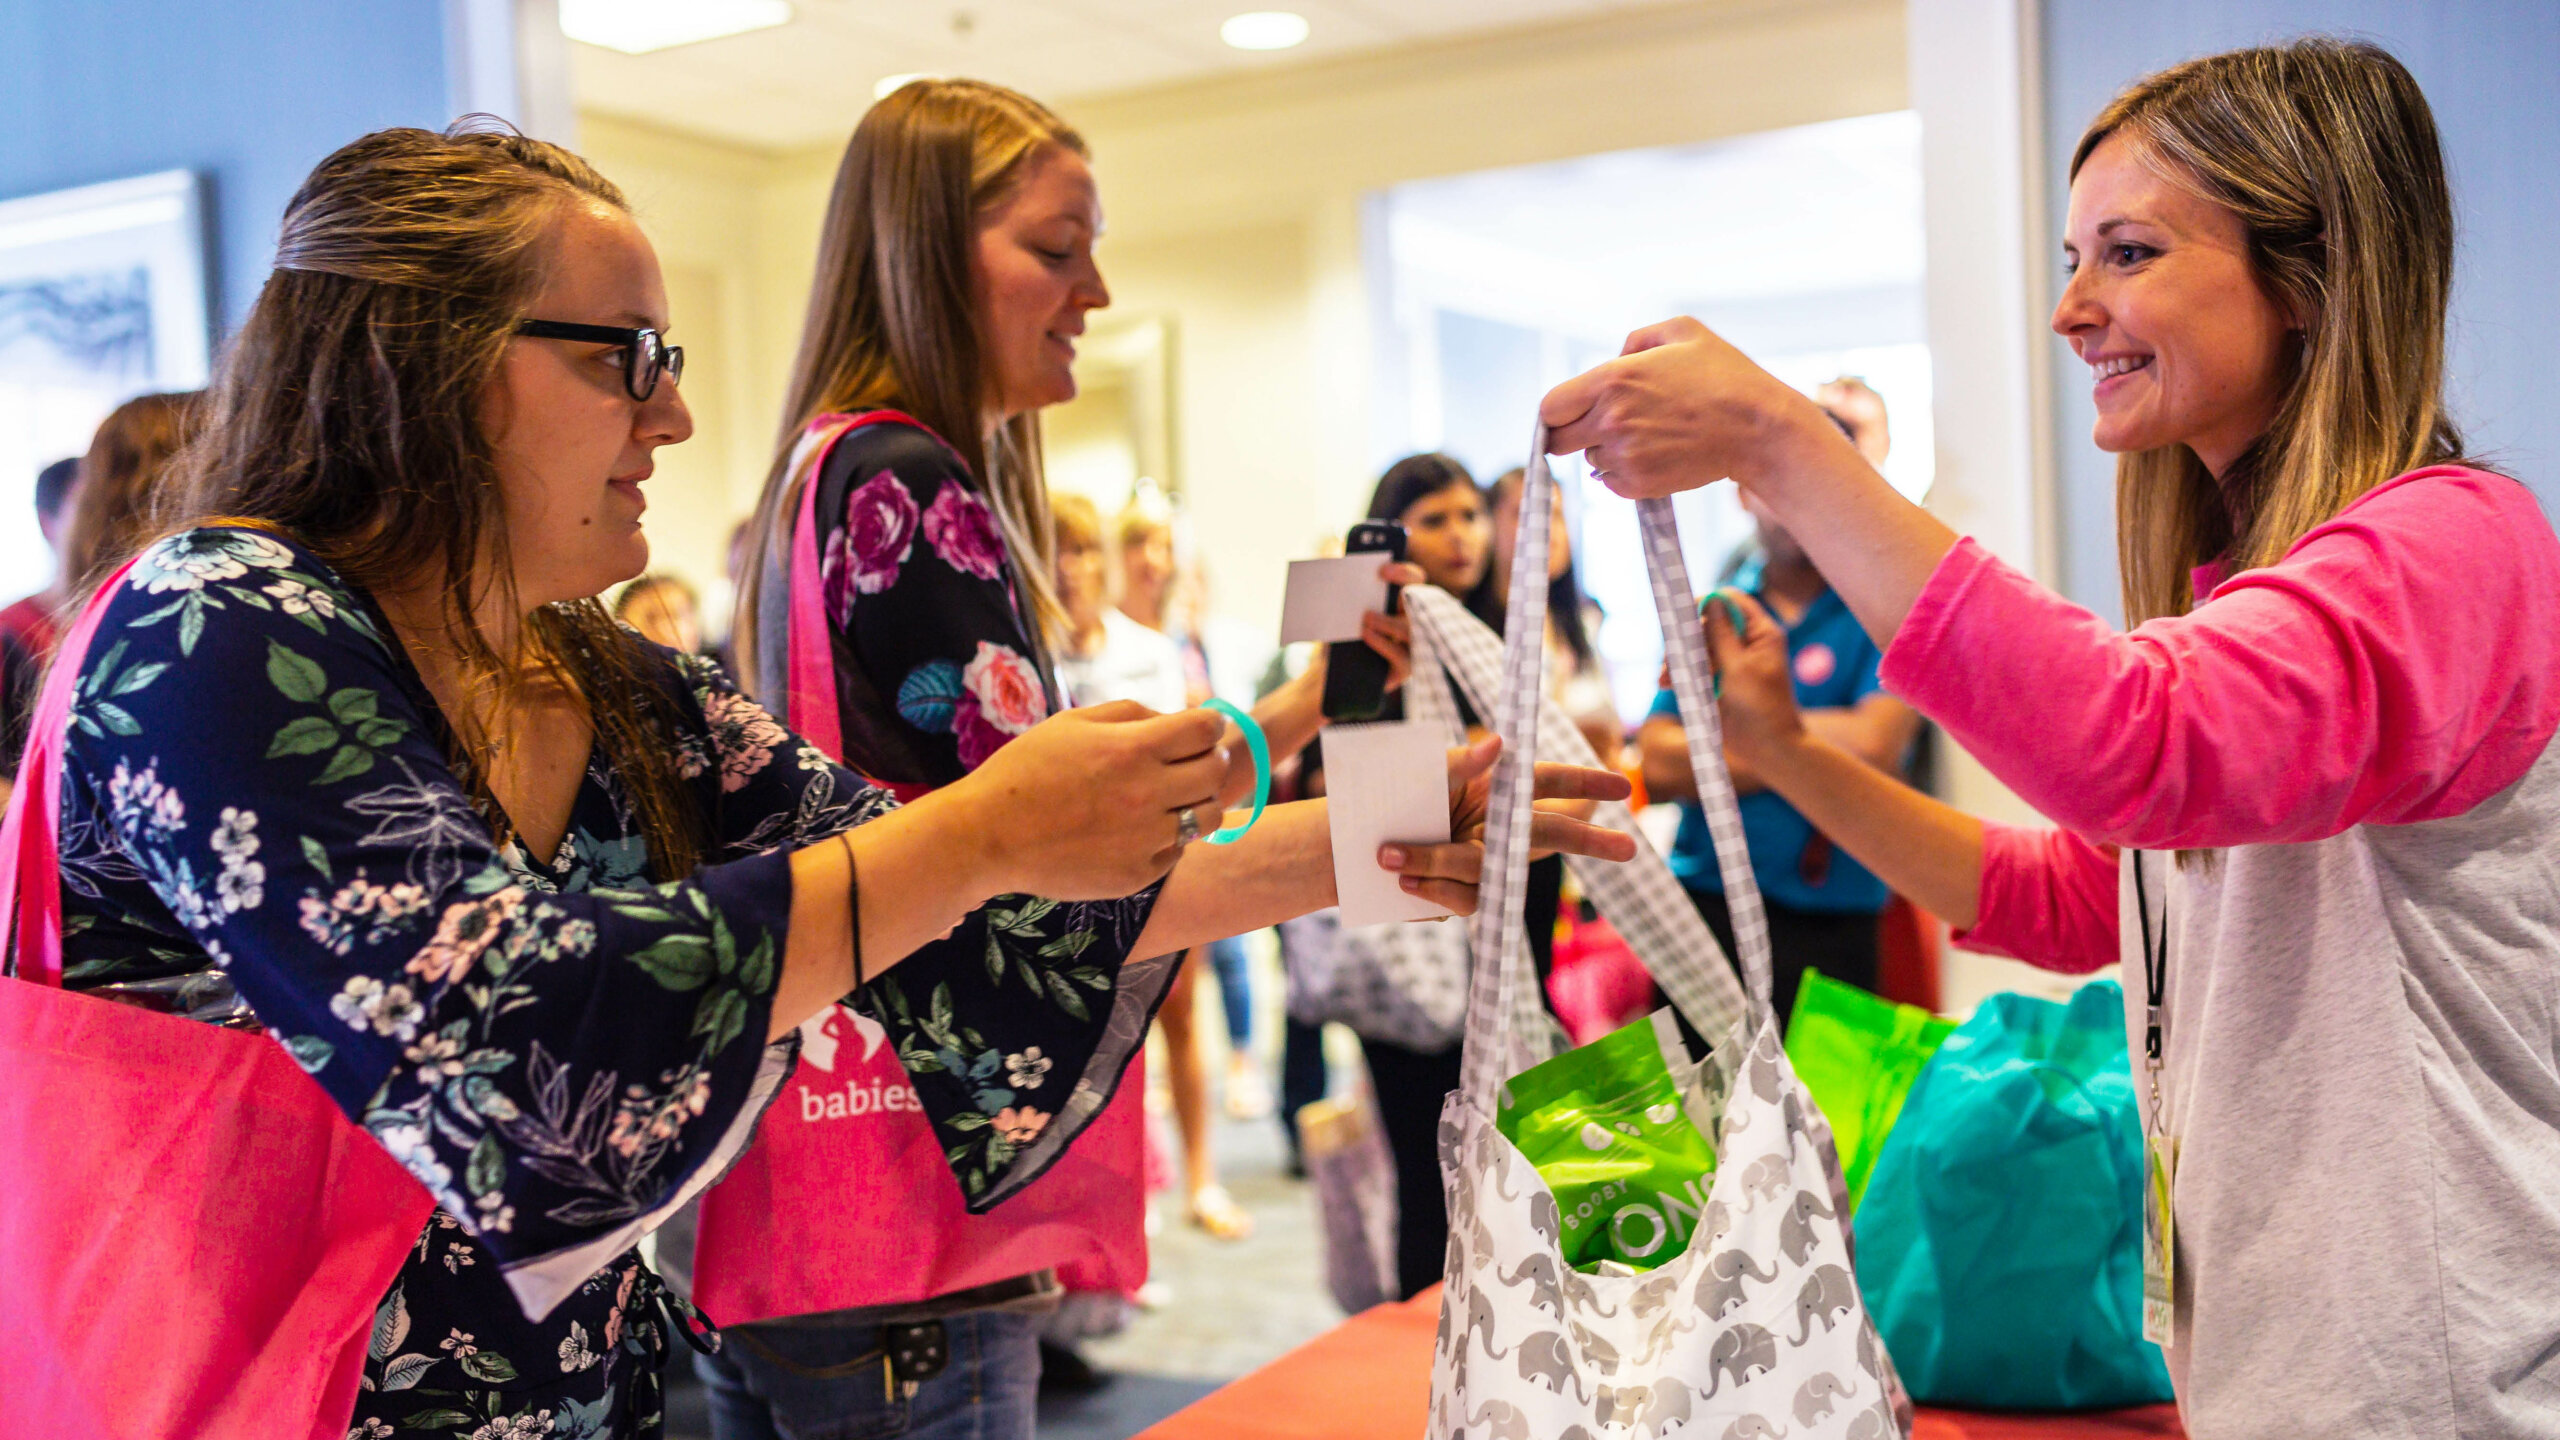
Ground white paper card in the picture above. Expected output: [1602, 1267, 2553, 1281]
[1279, 556, 1390, 645]
[1324, 720, 1452, 926]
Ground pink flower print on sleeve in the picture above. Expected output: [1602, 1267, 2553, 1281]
[954, 641, 1049, 768]
[824, 470, 922, 625]
[405, 888, 528, 986]
[923, 481, 1007, 582]
[698, 689, 791, 792]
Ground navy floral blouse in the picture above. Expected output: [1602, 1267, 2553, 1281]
[51, 526, 1163, 1439]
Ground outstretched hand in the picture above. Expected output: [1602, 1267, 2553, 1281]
[963, 700, 1230, 900]
[1539, 316, 1851, 500]
[1380, 735, 1638, 915]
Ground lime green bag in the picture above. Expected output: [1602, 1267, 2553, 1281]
[1783, 968, 1956, 1207]
[1493, 1011, 1715, 1273]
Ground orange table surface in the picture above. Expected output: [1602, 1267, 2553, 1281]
[1136, 1289, 2184, 1440]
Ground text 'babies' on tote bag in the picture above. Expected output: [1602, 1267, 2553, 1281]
[0, 552, 436, 1440]
[692, 411, 1146, 1325]
[1424, 432, 1912, 1440]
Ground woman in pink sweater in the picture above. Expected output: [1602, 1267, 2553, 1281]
[1543, 39, 2560, 1439]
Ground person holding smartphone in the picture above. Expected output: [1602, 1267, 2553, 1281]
[1541, 39, 2560, 1434]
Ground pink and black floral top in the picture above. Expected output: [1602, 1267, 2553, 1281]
[799, 419, 1059, 790]
[754, 414, 1182, 1279]
[761, 411, 1178, 1182]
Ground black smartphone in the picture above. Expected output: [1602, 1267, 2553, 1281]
[1320, 521, 1407, 723]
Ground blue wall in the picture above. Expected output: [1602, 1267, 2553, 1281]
[0, 0, 451, 338]
[2039, 2, 2560, 620]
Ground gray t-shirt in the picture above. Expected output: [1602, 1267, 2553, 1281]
[2128, 739, 2560, 1436]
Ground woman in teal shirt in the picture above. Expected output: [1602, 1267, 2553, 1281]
[1638, 484, 1918, 1019]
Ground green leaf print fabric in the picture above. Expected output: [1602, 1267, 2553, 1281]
[50, 527, 1166, 1438]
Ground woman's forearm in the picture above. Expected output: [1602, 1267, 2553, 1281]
[1752, 729, 1985, 926]
[769, 793, 1001, 1039]
[1131, 799, 1336, 958]
[1745, 431, 1960, 652]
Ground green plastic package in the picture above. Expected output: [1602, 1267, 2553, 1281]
[1784, 967, 1958, 1207]
[1494, 1010, 1715, 1273]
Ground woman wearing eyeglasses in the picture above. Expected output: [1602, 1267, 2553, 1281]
[0, 122, 1631, 1440]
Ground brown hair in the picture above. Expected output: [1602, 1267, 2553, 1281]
[2075, 38, 2464, 625]
[734, 79, 1086, 690]
[157, 121, 704, 877]
[61, 390, 204, 592]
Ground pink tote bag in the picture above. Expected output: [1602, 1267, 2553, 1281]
[0, 552, 436, 1440]
[693, 412, 1146, 1325]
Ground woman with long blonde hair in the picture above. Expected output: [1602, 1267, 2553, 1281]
[713, 77, 1538, 1436]
[1544, 38, 2560, 1433]
[2, 120, 1233, 1440]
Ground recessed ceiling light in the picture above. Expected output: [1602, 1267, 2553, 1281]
[1221, 11, 1310, 51]
[874, 72, 937, 100]
[560, 0, 794, 55]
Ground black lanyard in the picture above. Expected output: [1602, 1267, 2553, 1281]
[2131, 851, 2167, 1066]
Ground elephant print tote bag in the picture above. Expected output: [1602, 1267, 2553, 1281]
[1425, 431, 1911, 1440]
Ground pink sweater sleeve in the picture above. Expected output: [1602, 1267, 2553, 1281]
[1952, 823, 2121, 974]
[1881, 467, 2560, 850]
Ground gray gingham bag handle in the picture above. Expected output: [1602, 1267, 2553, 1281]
[1418, 432, 1764, 1115]
[1401, 590, 1748, 1054]
[1638, 490, 1779, 1017]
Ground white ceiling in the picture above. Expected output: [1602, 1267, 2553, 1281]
[571, 0, 1678, 151]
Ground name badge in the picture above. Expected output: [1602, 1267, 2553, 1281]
[2142, 1132, 2178, 1347]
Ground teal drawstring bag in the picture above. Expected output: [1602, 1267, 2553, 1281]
[1851, 980, 2173, 1409]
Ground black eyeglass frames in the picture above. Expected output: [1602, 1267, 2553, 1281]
[513, 319, 684, 401]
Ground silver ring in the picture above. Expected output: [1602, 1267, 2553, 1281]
[1176, 806, 1201, 848]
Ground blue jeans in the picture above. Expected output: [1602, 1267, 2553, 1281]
[693, 1309, 1040, 1440]
[1205, 934, 1252, 1046]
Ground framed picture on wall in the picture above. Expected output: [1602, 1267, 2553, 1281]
[0, 168, 213, 591]
[1045, 313, 1178, 514]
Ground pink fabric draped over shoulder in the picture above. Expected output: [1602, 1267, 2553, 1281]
[1878, 465, 2560, 972]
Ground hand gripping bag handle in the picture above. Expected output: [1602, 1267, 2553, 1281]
[1456, 433, 1777, 1113]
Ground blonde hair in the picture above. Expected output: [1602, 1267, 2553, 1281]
[737, 79, 1087, 687]
[1112, 486, 1174, 554]
[2078, 38, 2464, 625]
[1052, 491, 1103, 552]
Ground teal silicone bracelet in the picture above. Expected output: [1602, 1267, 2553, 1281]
[1698, 589, 1751, 697]
[1201, 698, 1269, 845]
